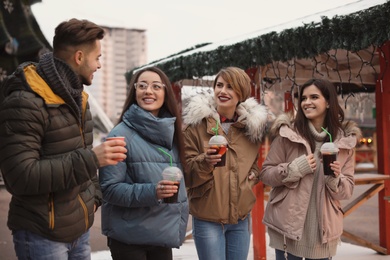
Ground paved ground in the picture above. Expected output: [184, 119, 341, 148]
[1, 174, 390, 259]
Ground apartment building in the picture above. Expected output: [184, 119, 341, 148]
[88, 27, 147, 125]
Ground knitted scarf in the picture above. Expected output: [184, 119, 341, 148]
[36, 52, 83, 122]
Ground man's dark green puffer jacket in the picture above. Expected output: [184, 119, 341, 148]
[0, 63, 102, 242]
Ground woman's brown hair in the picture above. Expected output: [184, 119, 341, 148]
[294, 78, 344, 152]
[213, 67, 251, 102]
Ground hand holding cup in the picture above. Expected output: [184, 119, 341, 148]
[156, 180, 178, 201]
[329, 160, 341, 177]
[306, 153, 316, 172]
[92, 136, 127, 167]
[159, 166, 182, 203]
[105, 136, 127, 162]
[320, 142, 339, 177]
[207, 135, 228, 167]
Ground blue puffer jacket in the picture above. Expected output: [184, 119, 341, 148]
[99, 104, 189, 248]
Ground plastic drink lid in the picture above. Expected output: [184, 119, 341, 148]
[208, 135, 228, 145]
[162, 166, 183, 181]
[320, 142, 339, 153]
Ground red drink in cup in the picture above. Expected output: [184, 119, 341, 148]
[208, 135, 228, 167]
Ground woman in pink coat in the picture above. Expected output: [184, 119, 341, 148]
[261, 78, 361, 260]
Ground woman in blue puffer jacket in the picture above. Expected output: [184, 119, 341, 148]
[99, 67, 189, 260]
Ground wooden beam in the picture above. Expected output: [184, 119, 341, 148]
[342, 183, 384, 217]
[246, 68, 267, 260]
[262, 68, 377, 86]
[252, 184, 267, 260]
[320, 50, 351, 71]
[320, 53, 339, 70]
[349, 47, 379, 63]
[376, 41, 390, 254]
[342, 230, 387, 255]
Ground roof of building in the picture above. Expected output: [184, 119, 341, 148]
[128, 0, 389, 85]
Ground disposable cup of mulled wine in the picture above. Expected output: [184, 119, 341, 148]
[208, 135, 228, 167]
[105, 136, 125, 161]
[320, 142, 339, 177]
[162, 166, 182, 203]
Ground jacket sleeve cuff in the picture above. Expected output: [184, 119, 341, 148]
[94, 197, 102, 211]
[283, 155, 312, 183]
[198, 153, 215, 172]
[325, 175, 340, 192]
[91, 150, 100, 168]
[295, 155, 313, 175]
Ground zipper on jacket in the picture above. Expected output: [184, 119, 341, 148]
[78, 195, 89, 231]
[81, 93, 88, 147]
[48, 193, 55, 230]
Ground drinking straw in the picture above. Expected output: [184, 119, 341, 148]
[321, 127, 332, 142]
[211, 121, 219, 135]
[157, 148, 173, 166]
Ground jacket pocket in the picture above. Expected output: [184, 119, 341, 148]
[328, 196, 342, 214]
[188, 179, 214, 199]
[77, 195, 89, 231]
[268, 186, 289, 204]
[48, 193, 55, 230]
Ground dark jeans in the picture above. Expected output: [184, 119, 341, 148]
[107, 237, 172, 260]
[13, 229, 91, 260]
[275, 249, 332, 260]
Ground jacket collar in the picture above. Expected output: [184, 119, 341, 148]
[23, 64, 89, 112]
[182, 93, 268, 143]
[24, 64, 65, 105]
[123, 104, 176, 149]
[272, 113, 361, 151]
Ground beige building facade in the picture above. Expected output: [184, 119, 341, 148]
[89, 27, 147, 126]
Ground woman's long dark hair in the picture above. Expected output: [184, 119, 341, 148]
[118, 66, 186, 167]
[294, 78, 344, 152]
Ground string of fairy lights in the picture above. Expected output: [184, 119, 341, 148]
[179, 43, 385, 122]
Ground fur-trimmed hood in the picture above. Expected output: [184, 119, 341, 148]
[182, 93, 268, 143]
[269, 113, 362, 149]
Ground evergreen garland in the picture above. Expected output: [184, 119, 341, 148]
[126, 1, 390, 83]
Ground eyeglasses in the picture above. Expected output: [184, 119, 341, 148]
[134, 82, 165, 92]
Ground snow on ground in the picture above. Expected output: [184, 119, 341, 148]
[92, 234, 389, 260]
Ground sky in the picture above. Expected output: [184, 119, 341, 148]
[31, 0, 358, 64]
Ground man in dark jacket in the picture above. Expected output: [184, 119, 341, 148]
[0, 18, 127, 259]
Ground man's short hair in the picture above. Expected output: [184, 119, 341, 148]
[53, 18, 104, 54]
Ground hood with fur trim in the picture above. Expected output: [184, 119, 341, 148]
[269, 113, 362, 145]
[182, 93, 268, 143]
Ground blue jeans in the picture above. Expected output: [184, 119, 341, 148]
[13, 230, 91, 260]
[192, 216, 251, 260]
[275, 249, 332, 260]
